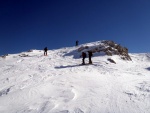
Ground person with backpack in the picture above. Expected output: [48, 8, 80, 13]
[88, 51, 93, 64]
[81, 52, 86, 65]
[44, 47, 48, 56]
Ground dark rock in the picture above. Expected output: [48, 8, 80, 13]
[107, 58, 116, 64]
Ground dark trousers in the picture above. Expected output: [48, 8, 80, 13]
[89, 56, 92, 64]
[82, 57, 85, 64]
[44, 51, 47, 56]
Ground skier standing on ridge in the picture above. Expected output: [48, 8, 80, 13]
[81, 52, 86, 65]
[76, 40, 79, 46]
[88, 51, 93, 64]
[44, 47, 48, 56]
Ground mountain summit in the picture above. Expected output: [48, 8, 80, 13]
[0, 41, 150, 113]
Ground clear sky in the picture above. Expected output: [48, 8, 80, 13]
[0, 0, 150, 55]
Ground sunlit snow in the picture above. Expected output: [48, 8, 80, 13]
[0, 41, 150, 113]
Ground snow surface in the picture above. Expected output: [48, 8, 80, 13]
[0, 41, 150, 113]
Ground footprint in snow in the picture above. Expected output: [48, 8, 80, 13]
[57, 110, 69, 113]
[0, 87, 11, 96]
[74, 108, 84, 113]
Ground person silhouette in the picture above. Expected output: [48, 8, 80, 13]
[44, 47, 48, 56]
[81, 52, 86, 65]
[76, 40, 79, 46]
[88, 51, 93, 64]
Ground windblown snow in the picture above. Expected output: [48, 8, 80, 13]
[0, 41, 150, 113]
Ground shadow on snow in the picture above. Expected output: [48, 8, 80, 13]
[55, 63, 101, 69]
[146, 67, 150, 71]
[55, 64, 82, 69]
[63, 49, 81, 59]
[63, 49, 105, 59]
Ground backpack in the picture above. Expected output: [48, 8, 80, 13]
[44, 47, 48, 51]
[89, 51, 93, 56]
[82, 52, 86, 58]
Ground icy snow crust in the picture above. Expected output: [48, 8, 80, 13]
[0, 41, 150, 113]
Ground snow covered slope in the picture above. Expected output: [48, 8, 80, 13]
[0, 41, 150, 113]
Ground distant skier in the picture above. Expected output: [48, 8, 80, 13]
[81, 52, 86, 65]
[88, 51, 93, 64]
[44, 47, 48, 56]
[76, 40, 79, 46]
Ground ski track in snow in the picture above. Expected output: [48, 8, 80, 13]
[0, 46, 150, 113]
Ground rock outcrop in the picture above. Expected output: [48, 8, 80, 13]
[78, 40, 132, 61]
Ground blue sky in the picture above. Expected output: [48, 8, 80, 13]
[0, 0, 150, 55]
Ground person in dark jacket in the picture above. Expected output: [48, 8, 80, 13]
[82, 52, 86, 65]
[88, 51, 93, 64]
[44, 47, 48, 56]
